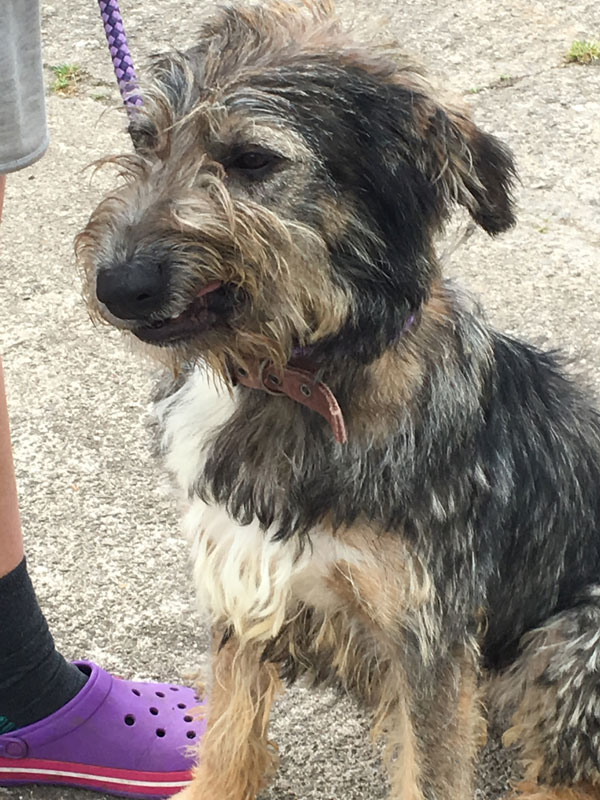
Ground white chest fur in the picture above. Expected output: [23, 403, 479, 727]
[153, 367, 364, 641]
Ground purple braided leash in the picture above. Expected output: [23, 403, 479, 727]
[97, 0, 143, 111]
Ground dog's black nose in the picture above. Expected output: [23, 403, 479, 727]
[96, 260, 166, 321]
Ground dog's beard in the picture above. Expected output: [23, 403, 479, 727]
[79, 185, 352, 378]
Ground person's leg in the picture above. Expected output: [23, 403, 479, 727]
[0, 191, 25, 573]
[0, 4, 200, 790]
[0, 360, 24, 578]
[0, 173, 199, 795]
[0, 174, 5, 222]
[0, 174, 88, 732]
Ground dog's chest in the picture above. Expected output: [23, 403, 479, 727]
[153, 368, 366, 638]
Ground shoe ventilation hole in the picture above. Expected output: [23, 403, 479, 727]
[177, 703, 186, 709]
[169, 687, 179, 692]
[131, 689, 141, 696]
[186, 731, 196, 740]
[124, 715, 136, 726]
[150, 707, 159, 716]
[184, 715, 193, 722]
[193, 695, 199, 701]
[155, 691, 165, 698]
[156, 728, 166, 738]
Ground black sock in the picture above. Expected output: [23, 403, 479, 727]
[0, 558, 87, 731]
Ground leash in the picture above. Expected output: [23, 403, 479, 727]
[97, 0, 143, 111]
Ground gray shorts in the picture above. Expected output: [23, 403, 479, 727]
[0, 0, 48, 174]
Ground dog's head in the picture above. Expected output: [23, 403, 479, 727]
[77, 0, 516, 375]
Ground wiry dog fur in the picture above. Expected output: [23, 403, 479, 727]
[77, 2, 600, 799]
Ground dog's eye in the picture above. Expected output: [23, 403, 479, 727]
[235, 152, 272, 170]
[225, 149, 284, 180]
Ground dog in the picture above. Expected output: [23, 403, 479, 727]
[76, 2, 600, 798]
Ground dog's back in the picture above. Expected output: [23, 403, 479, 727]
[475, 332, 600, 666]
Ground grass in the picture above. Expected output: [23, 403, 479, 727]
[566, 40, 600, 65]
[50, 64, 82, 95]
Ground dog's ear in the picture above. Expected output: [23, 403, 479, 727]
[420, 102, 517, 235]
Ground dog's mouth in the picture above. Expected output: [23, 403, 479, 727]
[133, 282, 234, 345]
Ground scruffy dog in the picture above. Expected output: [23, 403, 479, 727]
[77, 2, 600, 799]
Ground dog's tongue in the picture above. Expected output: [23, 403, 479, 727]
[196, 281, 222, 299]
[136, 280, 226, 345]
[170, 281, 222, 323]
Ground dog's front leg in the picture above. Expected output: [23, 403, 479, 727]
[175, 628, 281, 800]
[383, 645, 483, 800]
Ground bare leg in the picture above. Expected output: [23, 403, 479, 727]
[0, 168, 86, 730]
[0, 173, 26, 578]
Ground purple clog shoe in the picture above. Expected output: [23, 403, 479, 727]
[0, 661, 206, 798]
